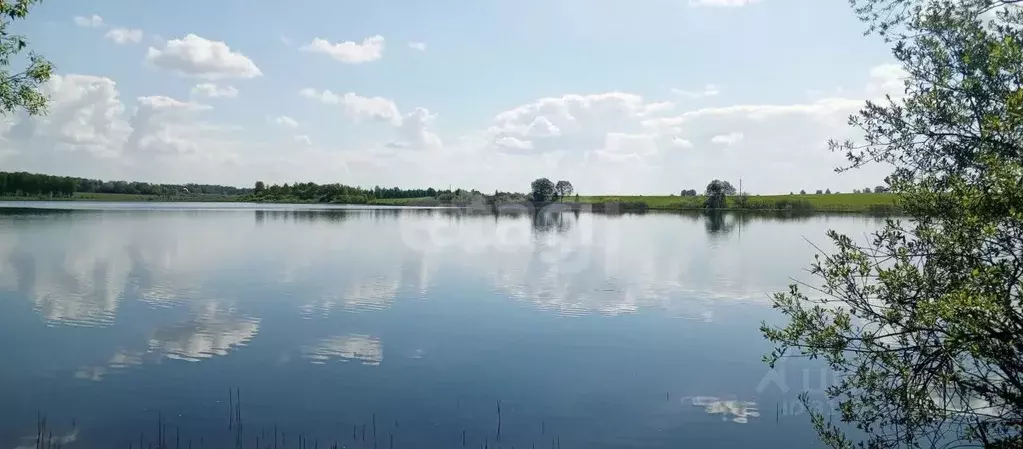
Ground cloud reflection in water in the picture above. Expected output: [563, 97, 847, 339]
[148, 302, 260, 362]
[11, 427, 79, 449]
[686, 396, 760, 424]
[0, 235, 130, 327]
[73, 349, 145, 381]
[74, 302, 259, 380]
[302, 334, 383, 366]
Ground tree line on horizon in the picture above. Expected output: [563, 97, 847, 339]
[0, 170, 477, 203]
[1, 169, 893, 203]
[249, 181, 460, 204]
[0, 170, 516, 204]
[793, 186, 890, 195]
[0, 171, 252, 197]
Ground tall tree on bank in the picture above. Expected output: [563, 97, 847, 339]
[554, 180, 574, 201]
[704, 179, 736, 209]
[762, 1, 1023, 449]
[530, 178, 556, 204]
[0, 0, 53, 116]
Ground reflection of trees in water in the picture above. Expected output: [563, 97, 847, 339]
[703, 211, 748, 236]
[648, 210, 821, 237]
[529, 203, 578, 235]
[0, 207, 75, 217]
[704, 211, 729, 235]
[251, 206, 842, 237]
[531, 211, 574, 235]
[255, 209, 351, 224]
[254, 208, 448, 224]
[479, 208, 854, 317]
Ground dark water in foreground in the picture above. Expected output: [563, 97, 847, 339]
[0, 203, 884, 449]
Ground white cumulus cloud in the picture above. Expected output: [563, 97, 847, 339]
[299, 88, 339, 103]
[3, 74, 128, 160]
[597, 133, 658, 162]
[494, 136, 534, 151]
[408, 42, 427, 52]
[486, 92, 674, 157]
[525, 117, 561, 137]
[0, 64, 904, 195]
[74, 15, 104, 28]
[275, 116, 299, 129]
[710, 132, 744, 145]
[344, 93, 402, 124]
[672, 137, 694, 148]
[672, 84, 721, 99]
[0, 74, 259, 185]
[865, 64, 908, 97]
[146, 34, 263, 79]
[136, 96, 211, 111]
[399, 108, 442, 150]
[300, 88, 401, 124]
[105, 28, 143, 44]
[124, 96, 213, 156]
[191, 83, 239, 99]
[301, 35, 385, 64]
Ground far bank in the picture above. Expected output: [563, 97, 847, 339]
[0, 192, 901, 213]
[371, 193, 901, 214]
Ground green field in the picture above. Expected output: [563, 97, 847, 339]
[745, 193, 900, 211]
[575, 193, 901, 212]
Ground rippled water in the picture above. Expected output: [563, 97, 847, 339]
[0, 203, 884, 449]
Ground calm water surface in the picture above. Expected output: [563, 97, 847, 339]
[0, 203, 884, 449]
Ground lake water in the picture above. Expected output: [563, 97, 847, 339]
[0, 203, 884, 449]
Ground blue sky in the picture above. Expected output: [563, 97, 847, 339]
[2, 0, 900, 194]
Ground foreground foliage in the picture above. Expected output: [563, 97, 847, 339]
[0, 0, 51, 116]
[762, 0, 1023, 448]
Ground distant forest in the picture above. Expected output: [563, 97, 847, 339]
[249, 180, 481, 204]
[0, 171, 253, 197]
[0, 170, 460, 204]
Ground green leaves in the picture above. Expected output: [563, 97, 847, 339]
[0, 0, 52, 116]
[768, 1, 1023, 448]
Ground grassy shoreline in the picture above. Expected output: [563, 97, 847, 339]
[1, 192, 901, 213]
[371, 193, 901, 213]
[576, 193, 900, 213]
